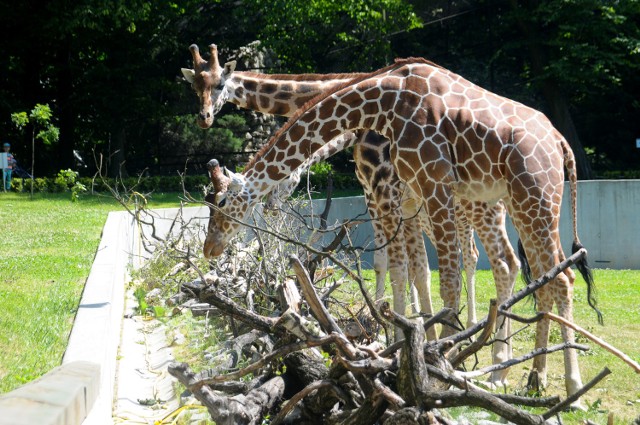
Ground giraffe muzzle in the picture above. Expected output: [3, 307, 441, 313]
[198, 111, 213, 128]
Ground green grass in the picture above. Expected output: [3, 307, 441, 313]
[365, 268, 640, 423]
[1, 190, 638, 423]
[0, 191, 184, 393]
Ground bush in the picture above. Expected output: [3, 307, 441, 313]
[10, 178, 23, 192]
[22, 178, 49, 193]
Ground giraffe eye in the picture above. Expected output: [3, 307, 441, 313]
[216, 193, 227, 208]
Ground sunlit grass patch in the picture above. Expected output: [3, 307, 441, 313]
[0, 191, 183, 393]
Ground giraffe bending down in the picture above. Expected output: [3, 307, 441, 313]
[183, 44, 518, 381]
[198, 55, 601, 399]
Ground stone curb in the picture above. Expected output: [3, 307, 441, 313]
[0, 361, 100, 425]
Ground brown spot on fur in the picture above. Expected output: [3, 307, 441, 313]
[259, 95, 271, 110]
[289, 124, 305, 142]
[399, 122, 423, 148]
[405, 75, 428, 94]
[346, 109, 362, 125]
[284, 158, 303, 169]
[271, 103, 290, 116]
[244, 79, 258, 92]
[275, 92, 293, 101]
[266, 165, 286, 180]
[335, 104, 348, 117]
[340, 91, 364, 106]
[261, 83, 277, 94]
[363, 87, 382, 100]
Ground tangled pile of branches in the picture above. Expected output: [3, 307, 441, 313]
[104, 171, 638, 425]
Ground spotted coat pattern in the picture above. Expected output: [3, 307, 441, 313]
[184, 46, 520, 380]
[193, 56, 593, 399]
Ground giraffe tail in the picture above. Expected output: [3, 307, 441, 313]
[562, 138, 603, 325]
[517, 239, 537, 309]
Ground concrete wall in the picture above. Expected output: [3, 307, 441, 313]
[311, 180, 640, 270]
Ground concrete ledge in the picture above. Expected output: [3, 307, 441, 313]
[0, 361, 100, 425]
[62, 211, 136, 424]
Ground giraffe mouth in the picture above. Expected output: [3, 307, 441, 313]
[203, 239, 224, 258]
[197, 113, 213, 129]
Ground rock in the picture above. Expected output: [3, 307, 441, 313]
[145, 288, 163, 303]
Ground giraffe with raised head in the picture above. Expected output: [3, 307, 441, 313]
[197, 55, 601, 400]
[183, 43, 518, 381]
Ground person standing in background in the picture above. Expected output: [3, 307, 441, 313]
[2, 142, 16, 191]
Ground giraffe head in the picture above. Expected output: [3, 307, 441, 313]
[181, 44, 237, 129]
[203, 158, 252, 258]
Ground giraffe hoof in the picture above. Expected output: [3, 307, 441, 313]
[568, 401, 587, 412]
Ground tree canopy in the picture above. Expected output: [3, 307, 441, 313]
[0, 0, 638, 178]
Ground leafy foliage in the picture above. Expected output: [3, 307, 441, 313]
[0, 0, 638, 177]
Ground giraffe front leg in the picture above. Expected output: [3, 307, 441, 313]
[466, 200, 518, 386]
[421, 191, 461, 339]
[403, 211, 437, 341]
[380, 214, 409, 342]
[366, 197, 388, 303]
[455, 201, 479, 328]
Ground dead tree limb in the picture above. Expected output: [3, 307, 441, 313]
[380, 301, 430, 408]
[421, 388, 546, 425]
[168, 362, 285, 425]
[199, 281, 278, 333]
[450, 299, 498, 366]
[424, 365, 560, 408]
[500, 248, 587, 311]
[290, 254, 343, 335]
[543, 312, 640, 373]
[271, 379, 338, 425]
[379, 308, 454, 358]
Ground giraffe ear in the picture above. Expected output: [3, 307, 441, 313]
[223, 61, 236, 76]
[223, 167, 245, 192]
[181, 68, 195, 84]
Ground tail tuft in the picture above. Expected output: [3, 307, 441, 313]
[572, 241, 604, 325]
[518, 239, 533, 285]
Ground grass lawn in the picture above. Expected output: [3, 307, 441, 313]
[0, 191, 184, 393]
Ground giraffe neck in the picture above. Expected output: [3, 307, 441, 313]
[238, 60, 467, 204]
[226, 72, 364, 117]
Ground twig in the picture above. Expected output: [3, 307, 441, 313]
[455, 342, 589, 379]
[504, 310, 640, 374]
[542, 367, 612, 419]
[544, 312, 640, 373]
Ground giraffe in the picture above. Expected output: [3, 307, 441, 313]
[183, 43, 518, 381]
[198, 56, 601, 400]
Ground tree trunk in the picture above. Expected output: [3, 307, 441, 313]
[508, 0, 594, 180]
[56, 37, 75, 171]
[108, 127, 128, 178]
[538, 82, 594, 179]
